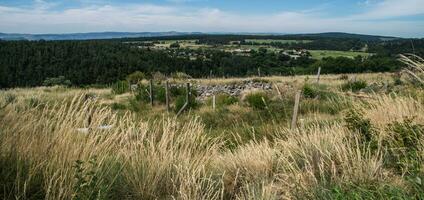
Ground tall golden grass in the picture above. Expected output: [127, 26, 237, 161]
[0, 81, 423, 199]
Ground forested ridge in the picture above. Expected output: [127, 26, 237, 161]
[0, 35, 421, 88]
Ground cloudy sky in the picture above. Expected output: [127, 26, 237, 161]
[0, 0, 423, 37]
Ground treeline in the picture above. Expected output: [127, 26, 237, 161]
[242, 38, 365, 51]
[0, 40, 403, 88]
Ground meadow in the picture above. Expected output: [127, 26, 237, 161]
[244, 39, 312, 44]
[309, 50, 371, 60]
[1, 54, 424, 199]
[144, 39, 370, 60]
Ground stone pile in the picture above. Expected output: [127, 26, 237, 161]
[195, 80, 272, 100]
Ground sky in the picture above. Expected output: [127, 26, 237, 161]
[0, 0, 423, 37]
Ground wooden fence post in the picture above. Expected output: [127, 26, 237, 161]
[149, 79, 154, 106]
[291, 90, 301, 130]
[176, 83, 191, 116]
[212, 95, 216, 110]
[186, 82, 190, 103]
[165, 80, 170, 112]
[316, 67, 321, 84]
[258, 67, 261, 77]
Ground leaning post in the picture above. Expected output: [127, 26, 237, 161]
[291, 90, 301, 130]
[149, 79, 154, 107]
[165, 80, 170, 112]
[212, 95, 216, 111]
[176, 82, 191, 117]
[316, 67, 321, 84]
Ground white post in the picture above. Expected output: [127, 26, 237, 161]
[291, 90, 301, 130]
[212, 95, 216, 110]
[316, 67, 321, 84]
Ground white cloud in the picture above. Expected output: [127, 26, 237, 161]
[354, 0, 424, 19]
[0, 2, 422, 37]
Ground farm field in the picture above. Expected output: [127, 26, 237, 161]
[144, 39, 371, 60]
[1, 55, 424, 199]
[245, 39, 312, 44]
[309, 50, 371, 59]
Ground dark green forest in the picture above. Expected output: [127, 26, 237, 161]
[0, 35, 422, 88]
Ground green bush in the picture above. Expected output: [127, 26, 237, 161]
[245, 92, 269, 110]
[128, 98, 143, 112]
[42, 76, 72, 87]
[174, 95, 198, 113]
[111, 81, 129, 95]
[338, 74, 349, 80]
[302, 84, 319, 98]
[135, 83, 197, 106]
[344, 108, 375, 143]
[72, 157, 110, 200]
[207, 93, 238, 107]
[171, 72, 192, 80]
[341, 80, 367, 92]
[170, 42, 180, 48]
[134, 84, 150, 103]
[385, 118, 424, 175]
[126, 71, 146, 84]
[152, 71, 166, 82]
[110, 103, 126, 110]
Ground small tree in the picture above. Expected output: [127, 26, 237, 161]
[170, 42, 180, 48]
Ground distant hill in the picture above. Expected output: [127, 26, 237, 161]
[289, 32, 399, 41]
[0, 31, 201, 41]
[0, 31, 401, 41]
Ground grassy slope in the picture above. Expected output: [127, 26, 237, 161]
[1, 73, 423, 199]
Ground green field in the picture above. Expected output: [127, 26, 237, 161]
[147, 40, 372, 60]
[245, 39, 312, 44]
[309, 50, 371, 59]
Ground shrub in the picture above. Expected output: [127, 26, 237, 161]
[207, 93, 238, 107]
[392, 73, 403, 86]
[152, 71, 166, 82]
[42, 76, 72, 87]
[341, 80, 367, 92]
[171, 72, 192, 80]
[302, 84, 319, 98]
[174, 95, 198, 113]
[111, 80, 129, 95]
[72, 158, 105, 200]
[134, 84, 150, 103]
[126, 71, 146, 84]
[170, 42, 180, 48]
[344, 108, 375, 143]
[385, 118, 424, 175]
[135, 83, 197, 106]
[244, 92, 269, 110]
[339, 74, 349, 80]
[110, 103, 126, 110]
[302, 84, 337, 100]
[128, 98, 143, 112]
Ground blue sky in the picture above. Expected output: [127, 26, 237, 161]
[0, 0, 423, 37]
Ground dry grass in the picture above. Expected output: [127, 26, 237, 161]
[1, 72, 423, 199]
